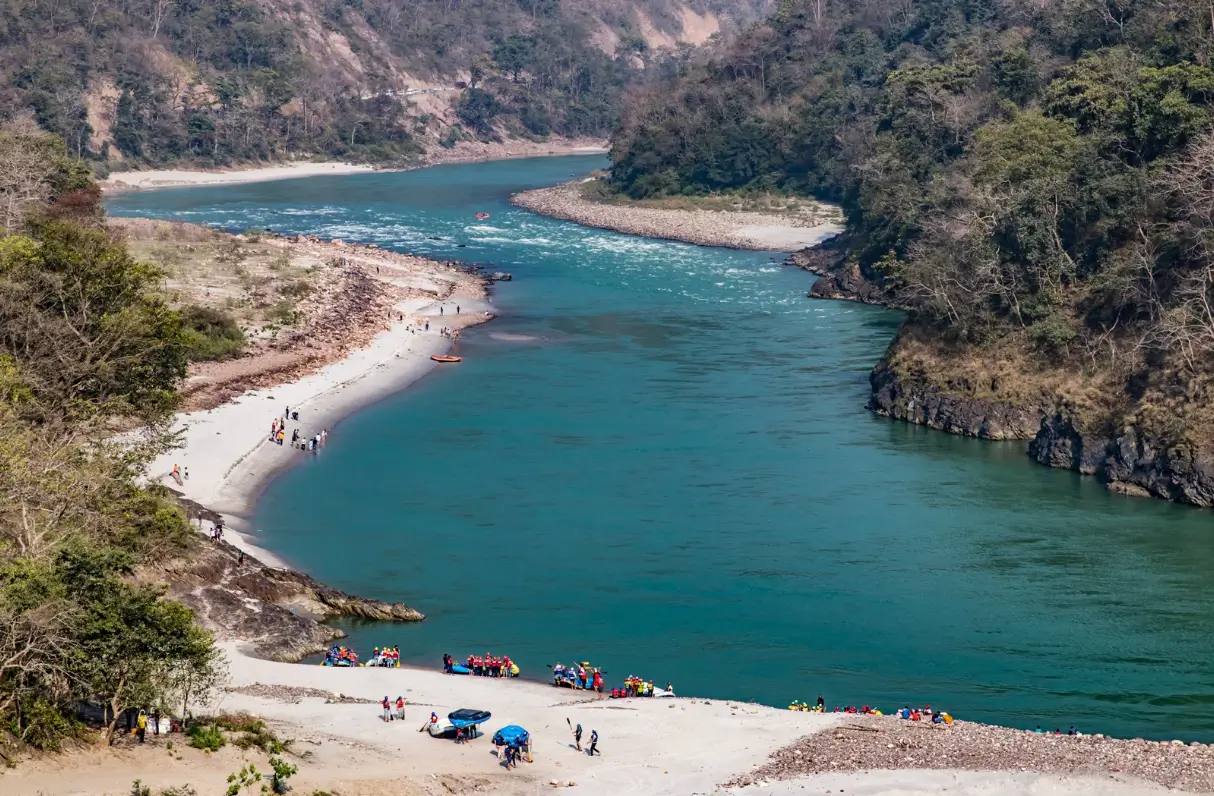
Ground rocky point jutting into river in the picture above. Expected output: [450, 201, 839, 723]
[145, 501, 424, 662]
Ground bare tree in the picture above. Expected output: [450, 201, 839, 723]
[0, 118, 56, 234]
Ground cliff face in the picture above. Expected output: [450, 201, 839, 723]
[867, 358, 1046, 441]
[860, 325, 1214, 509]
[1030, 414, 1214, 507]
[145, 537, 424, 662]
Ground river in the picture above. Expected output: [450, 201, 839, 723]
[108, 155, 1214, 741]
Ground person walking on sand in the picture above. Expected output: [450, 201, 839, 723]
[381, 696, 391, 722]
[395, 696, 406, 720]
[136, 710, 147, 744]
[588, 729, 599, 756]
[440, 305, 444, 316]
[573, 722, 583, 751]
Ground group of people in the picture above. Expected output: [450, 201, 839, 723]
[269, 409, 328, 452]
[370, 646, 401, 667]
[380, 696, 407, 721]
[499, 739, 525, 768]
[612, 676, 661, 699]
[788, 695, 955, 723]
[321, 645, 360, 666]
[896, 705, 954, 724]
[452, 652, 517, 677]
[438, 326, 459, 341]
[552, 662, 600, 691]
[1035, 726, 1080, 735]
[571, 723, 600, 756]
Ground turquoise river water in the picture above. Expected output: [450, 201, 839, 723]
[109, 156, 1214, 741]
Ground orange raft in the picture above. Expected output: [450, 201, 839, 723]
[431, 354, 462, 363]
[474, 212, 490, 220]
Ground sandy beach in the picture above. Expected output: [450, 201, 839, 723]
[512, 179, 845, 251]
[102, 162, 376, 192]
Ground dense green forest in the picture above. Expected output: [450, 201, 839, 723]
[611, 0, 1214, 450]
[0, 0, 765, 167]
[0, 122, 221, 749]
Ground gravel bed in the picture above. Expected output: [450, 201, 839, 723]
[726, 716, 1214, 793]
[511, 181, 832, 250]
[226, 682, 376, 704]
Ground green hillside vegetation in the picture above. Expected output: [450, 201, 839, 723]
[0, 124, 221, 751]
[0, 0, 767, 167]
[610, 0, 1214, 449]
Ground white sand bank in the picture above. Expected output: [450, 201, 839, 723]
[217, 644, 840, 796]
[103, 162, 375, 191]
[734, 223, 844, 251]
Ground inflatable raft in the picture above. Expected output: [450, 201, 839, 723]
[431, 354, 461, 363]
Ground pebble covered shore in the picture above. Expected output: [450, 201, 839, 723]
[727, 715, 1214, 792]
[511, 180, 841, 250]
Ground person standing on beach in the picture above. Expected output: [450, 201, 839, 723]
[381, 696, 391, 723]
[425, 320, 430, 330]
[440, 306, 444, 315]
[587, 729, 599, 756]
[456, 305, 460, 314]
[573, 722, 582, 751]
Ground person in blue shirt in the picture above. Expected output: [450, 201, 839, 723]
[588, 729, 599, 756]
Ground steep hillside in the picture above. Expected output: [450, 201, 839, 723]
[609, 0, 1214, 505]
[0, 0, 769, 166]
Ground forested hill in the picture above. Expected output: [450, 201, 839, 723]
[0, 0, 769, 167]
[610, 0, 1214, 504]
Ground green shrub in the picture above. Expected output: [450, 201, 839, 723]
[180, 306, 246, 362]
[1030, 317, 1078, 360]
[186, 722, 225, 752]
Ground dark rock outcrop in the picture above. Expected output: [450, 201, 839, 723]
[784, 239, 889, 306]
[867, 358, 1046, 440]
[146, 538, 424, 662]
[1031, 413, 1214, 506]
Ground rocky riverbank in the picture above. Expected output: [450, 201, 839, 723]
[727, 714, 1214, 793]
[512, 179, 844, 250]
[145, 525, 424, 662]
[784, 239, 889, 305]
[780, 237, 1214, 510]
[1030, 413, 1214, 507]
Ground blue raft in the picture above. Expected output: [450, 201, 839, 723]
[492, 725, 530, 747]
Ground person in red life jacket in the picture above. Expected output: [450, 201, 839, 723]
[592, 669, 603, 696]
[504, 656, 513, 677]
[381, 696, 391, 722]
[395, 696, 406, 720]
[467, 654, 474, 670]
